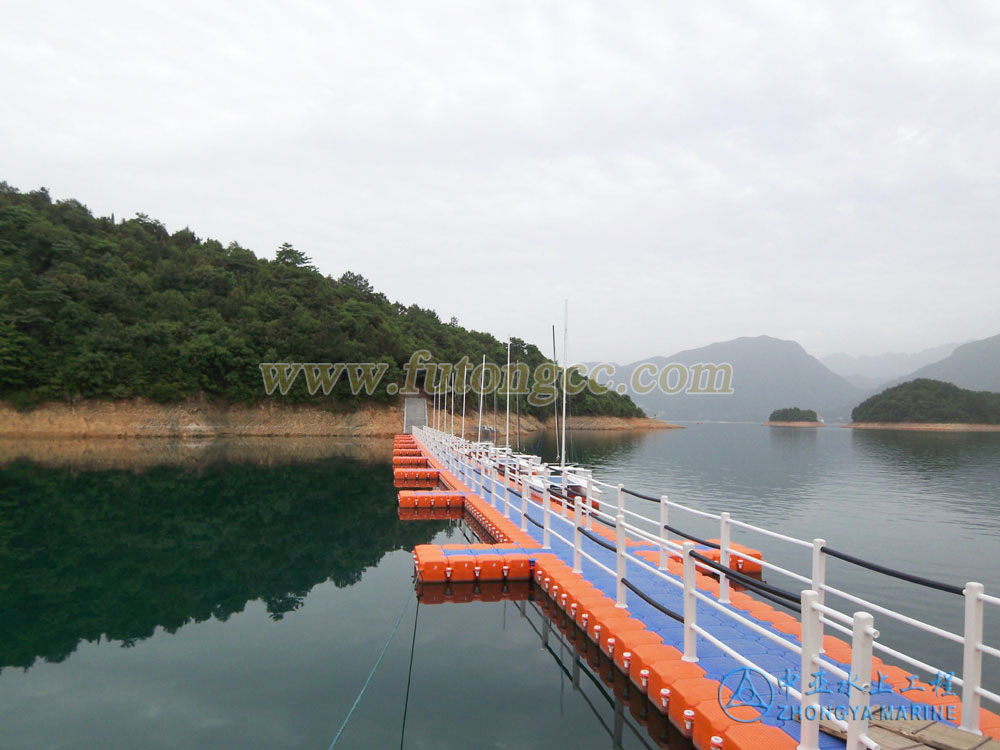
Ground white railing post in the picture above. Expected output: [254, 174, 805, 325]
[616, 513, 627, 608]
[561, 469, 568, 523]
[489, 449, 498, 507]
[584, 470, 594, 530]
[682, 541, 697, 662]
[846, 611, 877, 750]
[799, 590, 822, 750]
[962, 581, 985, 734]
[719, 511, 731, 605]
[519, 463, 528, 533]
[501, 452, 510, 518]
[543, 466, 551, 549]
[617, 482, 625, 518]
[811, 538, 827, 646]
[475, 450, 482, 495]
[659, 494, 669, 570]
[573, 484, 583, 574]
[485, 449, 492, 502]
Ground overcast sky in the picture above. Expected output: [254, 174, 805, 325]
[3, 1, 998, 363]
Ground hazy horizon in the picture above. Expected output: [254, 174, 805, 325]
[4, 2, 998, 362]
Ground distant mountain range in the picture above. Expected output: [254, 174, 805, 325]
[879, 334, 1000, 393]
[601, 332, 1000, 423]
[611, 336, 863, 422]
[821, 343, 959, 389]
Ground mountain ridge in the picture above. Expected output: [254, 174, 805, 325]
[880, 333, 1000, 393]
[821, 342, 959, 384]
[609, 335, 863, 422]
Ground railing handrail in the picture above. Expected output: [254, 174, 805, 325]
[413, 425, 998, 740]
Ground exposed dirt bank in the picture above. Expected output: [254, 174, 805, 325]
[764, 421, 825, 428]
[0, 400, 679, 439]
[845, 422, 1000, 432]
[0, 400, 404, 438]
[560, 416, 681, 431]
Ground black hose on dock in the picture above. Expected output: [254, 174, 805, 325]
[820, 546, 964, 596]
[621, 577, 684, 623]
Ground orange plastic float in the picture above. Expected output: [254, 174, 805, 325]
[615, 629, 662, 671]
[646, 658, 706, 716]
[628, 644, 683, 693]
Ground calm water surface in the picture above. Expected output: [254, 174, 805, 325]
[1, 424, 998, 748]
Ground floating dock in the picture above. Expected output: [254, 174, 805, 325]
[393, 430, 1000, 750]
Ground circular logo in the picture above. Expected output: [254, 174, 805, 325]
[718, 666, 774, 722]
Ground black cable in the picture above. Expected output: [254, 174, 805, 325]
[821, 546, 964, 596]
[689, 551, 799, 605]
[621, 577, 683, 623]
[579, 526, 616, 553]
[745, 585, 802, 615]
[589, 513, 616, 530]
[662, 523, 720, 549]
[622, 487, 660, 503]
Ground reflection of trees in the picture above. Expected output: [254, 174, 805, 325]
[851, 429, 1000, 508]
[0, 457, 448, 671]
[852, 429, 1000, 471]
[533, 429, 646, 466]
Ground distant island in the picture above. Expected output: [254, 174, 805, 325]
[849, 379, 1000, 431]
[765, 407, 823, 427]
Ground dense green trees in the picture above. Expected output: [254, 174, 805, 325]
[0, 183, 642, 418]
[768, 407, 819, 422]
[852, 379, 1000, 424]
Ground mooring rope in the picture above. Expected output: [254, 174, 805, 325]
[327, 594, 412, 750]
[399, 601, 420, 750]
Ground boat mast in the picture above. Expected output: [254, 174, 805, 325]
[477, 354, 485, 443]
[516, 371, 521, 451]
[561, 299, 568, 469]
[551, 325, 560, 461]
[505, 339, 511, 449]
[461, 362, 467, 439]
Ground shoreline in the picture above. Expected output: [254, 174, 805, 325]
[763, 421, 825, 428]
[846, 422, 1000, 432]
[0, 399, 679, 439]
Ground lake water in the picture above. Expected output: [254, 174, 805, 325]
[1, 424, 998, 749]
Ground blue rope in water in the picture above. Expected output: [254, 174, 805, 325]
[327, 595, 412, 749]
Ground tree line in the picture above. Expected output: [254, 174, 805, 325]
[0, 183, 642, 418]
[768, 407, 819, 422]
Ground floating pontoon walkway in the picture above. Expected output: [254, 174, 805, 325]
[392, 430, 1000, 750]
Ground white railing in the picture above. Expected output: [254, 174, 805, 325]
[410, 425, 997, 745]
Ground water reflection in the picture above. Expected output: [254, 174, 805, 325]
[0, 435, 395, 471]
[0, 454, 449, 672]
[852, 429, 1000, 491]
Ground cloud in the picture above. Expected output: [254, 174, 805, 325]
[2, 0, 998, 361]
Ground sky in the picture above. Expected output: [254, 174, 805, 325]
[2, 1, 999, 364]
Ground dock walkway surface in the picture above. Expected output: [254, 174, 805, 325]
[393, 429, 1000, 750]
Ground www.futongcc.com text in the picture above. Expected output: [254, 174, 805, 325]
[259, 350, 734, 406]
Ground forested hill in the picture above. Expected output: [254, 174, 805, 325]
[851, 379, 1000, 424]
[0, 183, 642, 417]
